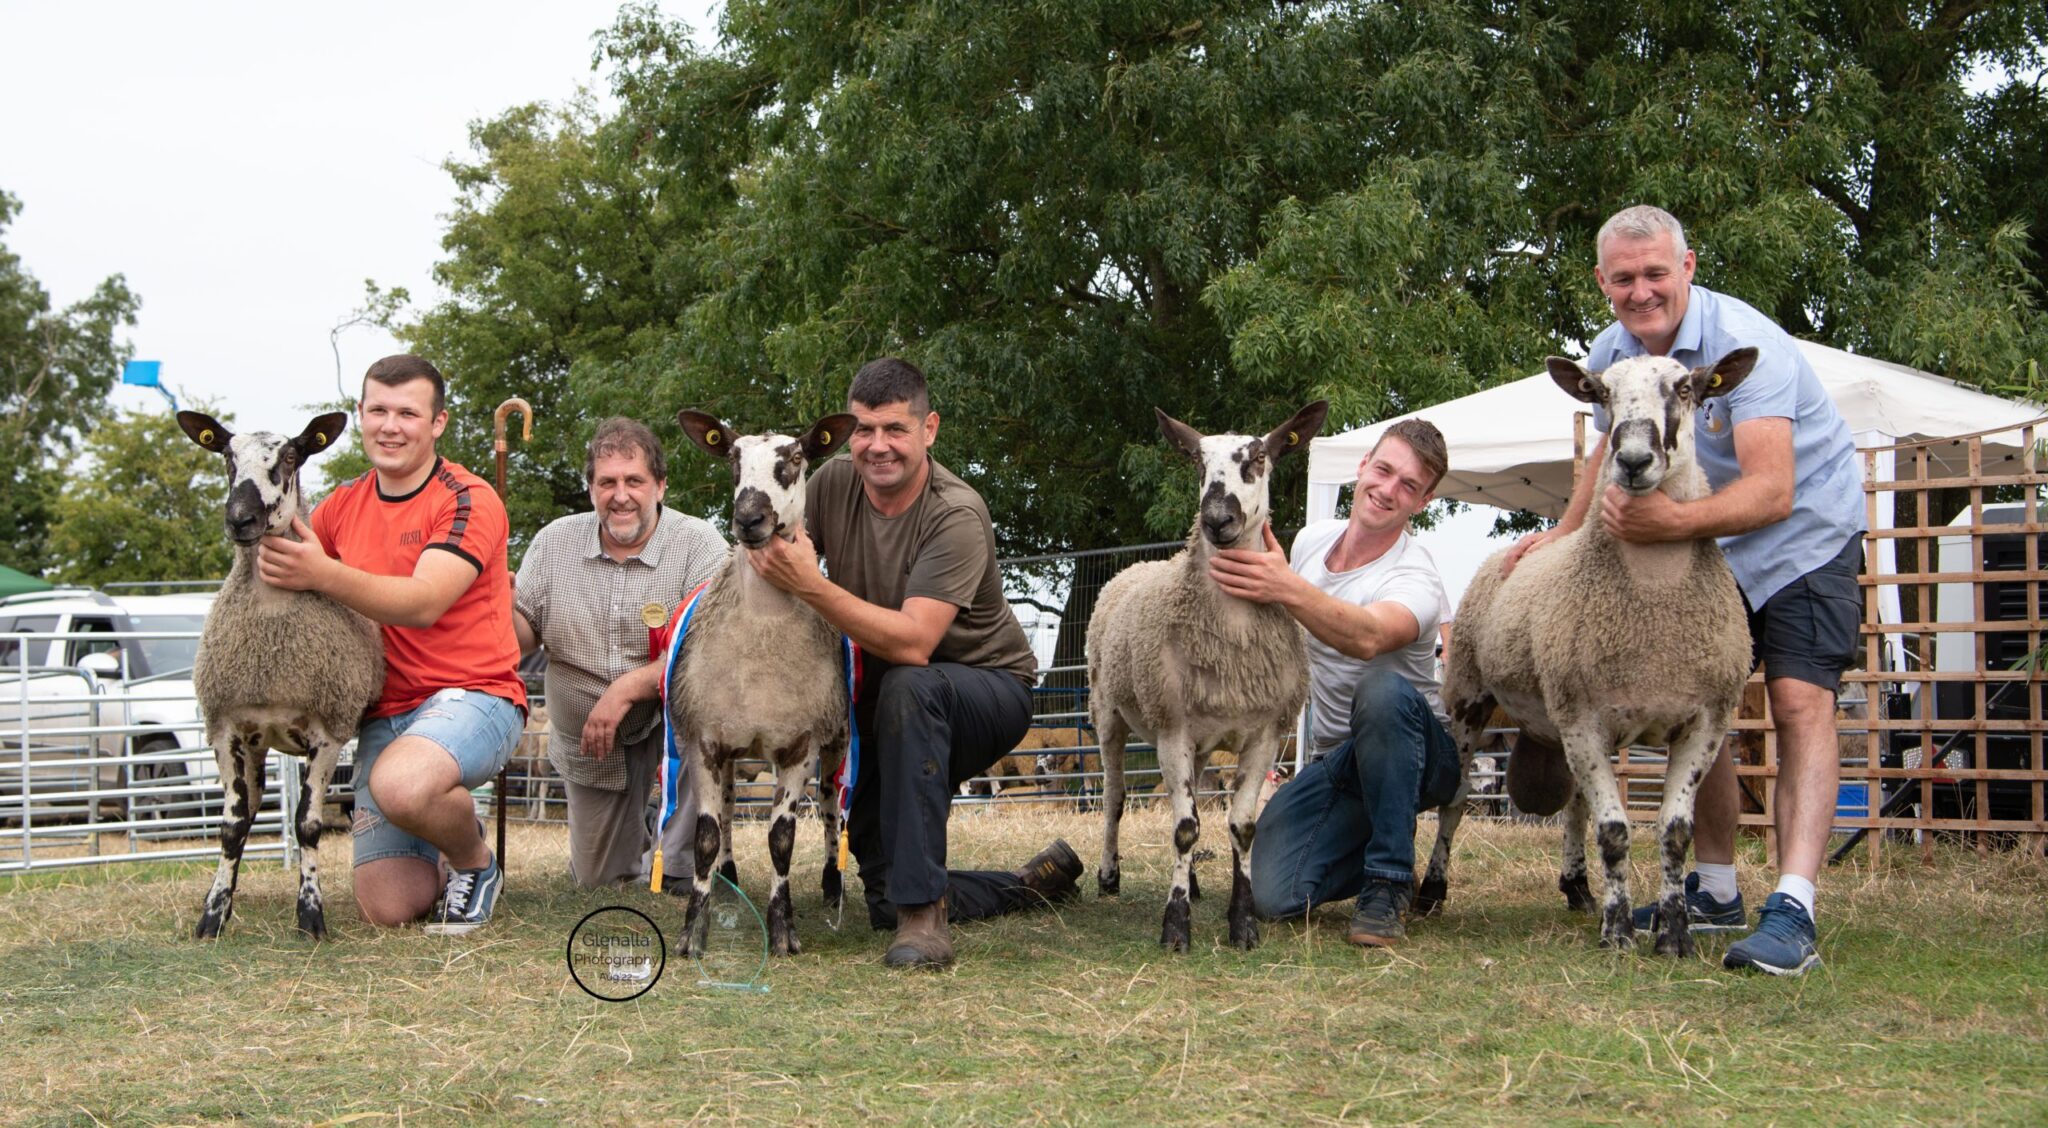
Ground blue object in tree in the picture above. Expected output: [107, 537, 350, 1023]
[120, 360, 178, 411]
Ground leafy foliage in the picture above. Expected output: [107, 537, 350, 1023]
[0, 190, 139, 574]
[401, 1, 2048, 560]
[46, 406, 234, 586]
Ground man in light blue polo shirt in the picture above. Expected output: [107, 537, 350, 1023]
[1507, 205, 1866, 976]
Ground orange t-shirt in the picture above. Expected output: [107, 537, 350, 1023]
[310, 457, 528, 719]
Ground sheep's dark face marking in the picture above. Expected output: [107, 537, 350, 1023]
[677, 410, 857, 551]
[1154, 401, 1329, 551]
[1546, 349, 1757, 498]
[177, 411, 348, 547]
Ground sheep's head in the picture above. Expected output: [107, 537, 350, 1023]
[1546, 348, 1756, 496]
[679, 410, 856, 549]
[1156, 400, 1329, 548]
[178, 411, 350, 545]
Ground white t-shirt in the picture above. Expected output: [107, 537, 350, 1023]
[1291, 519, 1449, 752]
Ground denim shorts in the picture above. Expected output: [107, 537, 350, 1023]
[1748, 532, 1864, 692]
[350, 687, 523, 867]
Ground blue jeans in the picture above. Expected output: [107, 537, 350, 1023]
[351, 688, 523, 867]
[1250, 668, 1459, 919]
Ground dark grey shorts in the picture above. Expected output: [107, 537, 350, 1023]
[1747, 532, 1864, 692]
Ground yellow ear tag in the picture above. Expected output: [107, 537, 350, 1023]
[1288, 431, 1299, 445]
[315, 432, 328, 447]
[819, 430, 831, 444]
[1709, 374, 1723, 389]
[199, 429, 214, 445]
[707, 430, 721, 445]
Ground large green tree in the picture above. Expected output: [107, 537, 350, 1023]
[45, 406, 234, 586]
[0, 190, 140, 575]
[404, 0, 2047, 560]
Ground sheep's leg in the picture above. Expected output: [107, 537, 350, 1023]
[678, 750, 725, 959]
[1157, 732, 1198, 952]
[290, 728, 345, 940]
[1558, 787, 1596, 912]
[1652, 715, 1720, 959]
[1224, 732, 1280, 950]
[1420, 697, 1487, 915]
[1096, 712, 1129, 897]
[818, 743, 845, 913]
[194, 728, 258, 940]
[1562, 721, 1632, 949]
[764, 752, 809, 957]
[717, 767, 739, 886]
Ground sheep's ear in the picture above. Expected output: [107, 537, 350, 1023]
[1262, 400, 1329, 462]
[1547, 357, 1604, 405]
[177, 411, 233, 453]
[678, 410, 735, 459]
[1692, 347, 1758, 401]
[293, 412, 349, 459]
[798, 413, 857, 463]
[1154, 408, 1204, 461]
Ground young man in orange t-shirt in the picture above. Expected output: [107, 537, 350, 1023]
[260, 354, 527, 934]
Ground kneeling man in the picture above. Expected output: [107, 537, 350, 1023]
[1211, 419, 1461, 946]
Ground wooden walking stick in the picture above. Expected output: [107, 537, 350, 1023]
[491, 397, 533, 863]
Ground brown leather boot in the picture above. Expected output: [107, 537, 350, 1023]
[883, 896, 953, 969]
[1012, 838, 1084, 903]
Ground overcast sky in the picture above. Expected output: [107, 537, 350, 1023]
[2, 0, 714, 427]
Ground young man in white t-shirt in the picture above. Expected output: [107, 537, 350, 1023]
[1209, 419, 1460, 946]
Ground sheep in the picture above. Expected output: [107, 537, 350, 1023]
[176, 411, 385, 940]
[1090, 401, 1329, 951]
[1435, 349, 1757, 954]
[669, 410, 857, 958]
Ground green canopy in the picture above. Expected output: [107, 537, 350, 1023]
[0, 563, 51, 599]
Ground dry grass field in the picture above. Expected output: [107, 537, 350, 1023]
[3, 806, 2044, 1125]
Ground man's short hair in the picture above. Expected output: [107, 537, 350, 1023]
[363, 354, 447, 415]
[1596, 205, 1688, 265]
[1373, 418, 1448, 493]
[848, 356, 931, 415]
[584, 417, 666, 484]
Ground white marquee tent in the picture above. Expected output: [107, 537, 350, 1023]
[1307, 339, 2046, 525]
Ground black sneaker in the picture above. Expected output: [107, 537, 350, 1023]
[1723, 893, 1821, 977]
[425, 853, 503, 936]
[1631, 871, 1748, 933]
[1346, 880, 1411, 947]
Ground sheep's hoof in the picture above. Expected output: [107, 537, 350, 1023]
[1653, 899, 1695, 958]
[193, 911, 227, 941]
[1559, 873, 1596, 913]
[1160, 893, 1192, 952]
[821, 867, 843, 904]
[1413, 875, 1448, 917]
[1227, 911, 1260, 951]
[1599, 904, 1635, 950]
[296, 903, 327, 941]
[1098, 868, 1120, 897]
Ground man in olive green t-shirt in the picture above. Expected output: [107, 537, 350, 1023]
[745, 357, 1082, 969]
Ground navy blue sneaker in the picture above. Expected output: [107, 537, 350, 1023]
[1722, 893, 1821, 976]
[426, 852, 503, 936]
[1631, 871, 1747, 933]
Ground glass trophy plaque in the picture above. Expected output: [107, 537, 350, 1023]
[690, 871, 771, 993]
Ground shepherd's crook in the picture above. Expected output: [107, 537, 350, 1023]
[491, 397, 534, 863]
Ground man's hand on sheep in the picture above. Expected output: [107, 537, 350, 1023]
[1599, 484, 1691, 543]
[258, 516, 336, 592]
[1208, 523, 1301, 605]
[745, 525, 828, 597]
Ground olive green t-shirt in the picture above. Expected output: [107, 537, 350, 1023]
[806, 455, 1038, 686]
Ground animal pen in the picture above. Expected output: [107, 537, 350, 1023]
[9, 423, 2048, 872]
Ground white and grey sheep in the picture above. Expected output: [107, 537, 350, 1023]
[1436, 349, 1757, 954]
[669, 410, 856, 958]
[1090, 401, 1328, 951]
[177, 411, 385, 940]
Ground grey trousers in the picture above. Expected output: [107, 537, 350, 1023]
[563, 727, 695, 889]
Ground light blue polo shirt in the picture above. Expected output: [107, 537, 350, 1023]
[1588, 284, 1865, 607]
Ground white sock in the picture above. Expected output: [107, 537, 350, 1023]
[1774, 875, 1817, 918]
[1695, 862, 1739, 903]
